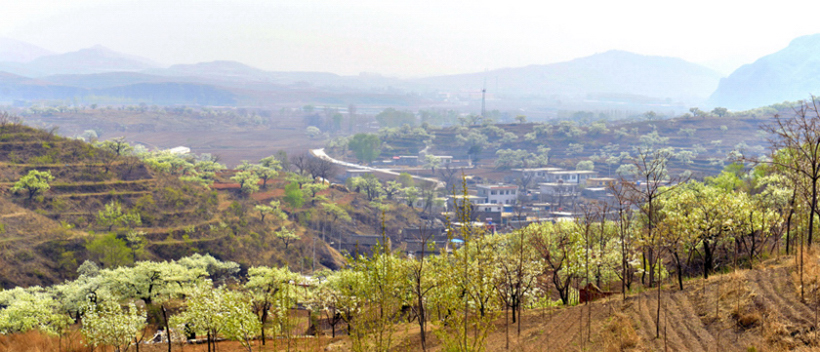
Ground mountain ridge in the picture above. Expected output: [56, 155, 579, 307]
[0, 37, 55, 63]
[709, 33, 820, 110]
[25, 45, 161, 76]
[413, 50, 724, 104]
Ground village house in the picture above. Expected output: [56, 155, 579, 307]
[475, 184, 518, 204]
[473, 203, 504, 224]
[586, 177, 616, 187]
[446, 194, 485, 211]
[544, 170, 598, 184]
[395, 155, 419, 166]
[509, 167, 564, 183]
[539, 181, 579, 209]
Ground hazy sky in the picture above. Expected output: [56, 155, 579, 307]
[2, 0, 819, 77]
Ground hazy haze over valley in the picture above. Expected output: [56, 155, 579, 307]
[1, 1, 820, 110]
[2, 0, 819, 77]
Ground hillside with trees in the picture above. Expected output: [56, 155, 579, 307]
[327, 105, 780, 185]
[0, 114, 422, 288]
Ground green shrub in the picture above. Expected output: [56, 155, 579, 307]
[85, 233, 133, 268]
[14, 250, 35, 262]
[29, 155, 54, 165]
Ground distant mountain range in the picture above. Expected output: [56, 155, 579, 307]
[414, 50, 724, 103]
[4, 35, 820, 110]
[709, 34, 820, 110]
[0, 71, 237, 106]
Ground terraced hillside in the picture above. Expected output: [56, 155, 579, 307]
[0, 122, 420, 288]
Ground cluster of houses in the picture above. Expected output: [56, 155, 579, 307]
[449, 168, 615, 227]
[336, 160, 622, 257]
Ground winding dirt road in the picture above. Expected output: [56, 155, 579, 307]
[310, 148, 444, 188]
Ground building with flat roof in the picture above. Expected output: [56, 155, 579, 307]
[446, 194, 485, 210]
[545, 170, 598, 184]
[586, 177, 616, 187]
[510, 167, 564, 182]
[475, 184, 519, 205]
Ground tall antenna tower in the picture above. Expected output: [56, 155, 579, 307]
[481, 76, 487, 118]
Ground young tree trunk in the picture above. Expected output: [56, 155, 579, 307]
[787, 190, 796, 255]
[655, 255, 662, 338]
[511, 296, 517, 323]
[811, 178, 818, 246]
[674, 251, 684, 291]
[703, 240, 714, 279]
[417, 304, 427, 351]
[641, 253, 647, 286]
[647, 247, 656, 287]
[505, 305, 510, 350]
[518, 303, 523, 338]
[161, 305, 171, 352]
[622, 219, 628, 299]
[260, 305, 268, 345]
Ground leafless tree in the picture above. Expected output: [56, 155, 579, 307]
[275, 150, 290, 172]
[419, 182, 438, 221]
[621, 146, 685, 288]
[511, 191, 529, 225]
[406, 223, 436, 351]
[762, 96, 820, 246]
[608, 179, 635, 299]
[0, 111, 22, 132]
[306, 157, 338, 181]
[515, 171, 537, 192]
[438, 164, 461, 193]
[289, 152, 311, 175]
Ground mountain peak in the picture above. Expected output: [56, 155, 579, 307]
[26, 46, 160, 76]
[709, 32, 820, 110]
[85, 44, 113, 52]
[0, 38, 55, 63]
[150, 60, 270, 80]
[788, 33, 820, 47]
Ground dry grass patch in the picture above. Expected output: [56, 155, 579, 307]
[602, 312, 641, 352]
[726, 276, 758, 330]
[761, 311, 798, 351]
[0, 329, 90, 352]
[792, 247, 820, 299]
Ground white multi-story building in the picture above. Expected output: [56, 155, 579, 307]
[544, 170, 597, 184]
[475, 184, 518, 205]
[510, 167, 563, 183]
